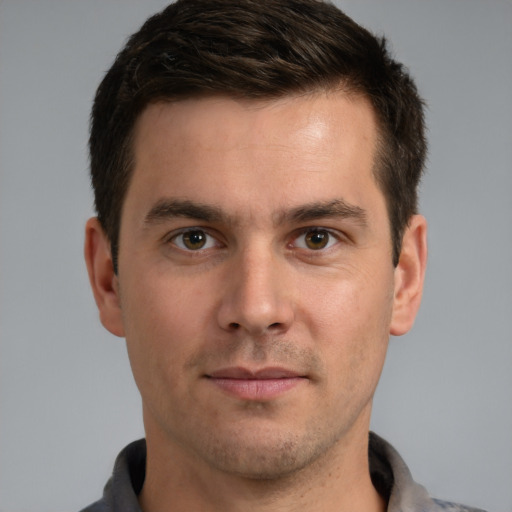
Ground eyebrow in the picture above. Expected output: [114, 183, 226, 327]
[144, 199, 225, 225]
[280, 199, 367, 227]
[144, 198, 367, 227]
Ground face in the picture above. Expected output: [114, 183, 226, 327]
[92, 92, 423, 479]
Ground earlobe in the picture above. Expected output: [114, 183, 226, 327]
[390, 215, 427, 336]
[84, 217, 125, 337]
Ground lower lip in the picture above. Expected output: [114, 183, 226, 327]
[208, 377, 304, 401]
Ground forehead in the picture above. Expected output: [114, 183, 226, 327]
[125, 92, 383, 224]
[134, 91, 376, 154]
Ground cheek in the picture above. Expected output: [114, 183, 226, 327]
[122, 267, 214, 336]
[302, 267, 394, 335]
[120, 274, 213, 395]
[300, 269, 393, 380]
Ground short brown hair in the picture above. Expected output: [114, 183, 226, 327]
[90, 0, 426, 271]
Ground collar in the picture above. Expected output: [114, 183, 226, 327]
[82, 432, 483, 512]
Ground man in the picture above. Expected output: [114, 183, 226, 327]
[82, 1, 484, 511]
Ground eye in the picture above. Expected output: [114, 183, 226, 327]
[171, 229, 218, 251]
[293, 228, 338, 251]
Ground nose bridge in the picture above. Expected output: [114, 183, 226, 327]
[217, 239, 293, 335]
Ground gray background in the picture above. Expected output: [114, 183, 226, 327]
[1, 1, 511, 511]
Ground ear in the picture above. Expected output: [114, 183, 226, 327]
[390, 214, 427, 336]
[84, 217, 125, 337]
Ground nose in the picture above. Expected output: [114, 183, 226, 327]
[217, 247, 294, 336]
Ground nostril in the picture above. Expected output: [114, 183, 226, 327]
[228, 322, 241, 330]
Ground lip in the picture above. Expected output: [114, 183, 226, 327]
[206, 366, 307, 401]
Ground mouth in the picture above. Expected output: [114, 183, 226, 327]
[205, 367, 307, 401]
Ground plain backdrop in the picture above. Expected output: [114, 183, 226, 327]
[1, 1, 511, 511]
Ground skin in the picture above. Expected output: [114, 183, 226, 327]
[85, 92, 427, 512]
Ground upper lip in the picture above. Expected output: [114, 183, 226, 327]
[207, 367, 304, 379]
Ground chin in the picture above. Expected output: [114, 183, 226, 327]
[193, 425, 337, 480]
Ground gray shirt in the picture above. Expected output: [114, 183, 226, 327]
[80, 432, 485, 512]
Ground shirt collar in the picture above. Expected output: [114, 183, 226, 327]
[89, 433, 454, 512]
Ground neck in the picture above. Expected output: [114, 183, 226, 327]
[139, 419, 386, 512]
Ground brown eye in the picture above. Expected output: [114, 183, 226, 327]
[304, 229, 330, 250]
[173, 230, 215, 251]
[182, 230, 206, 250]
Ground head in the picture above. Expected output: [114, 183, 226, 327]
[89, 0, 426, 272]
[85, 0, 428, 493]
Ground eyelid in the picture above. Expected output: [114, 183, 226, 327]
[166, 227, 223, 251]
[162, 225, 348, 253]
[290, 227, 346, 250]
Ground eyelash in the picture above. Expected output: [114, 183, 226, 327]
[168, 228, 222, 252]
[166, 226, 345, 254]
[290, 228, 341, 251]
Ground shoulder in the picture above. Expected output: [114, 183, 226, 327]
[79, 498, 110, 512]
[431, 498, 488, 512]
[369, 433, 488, 512]
[78, 439, 146, 512]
